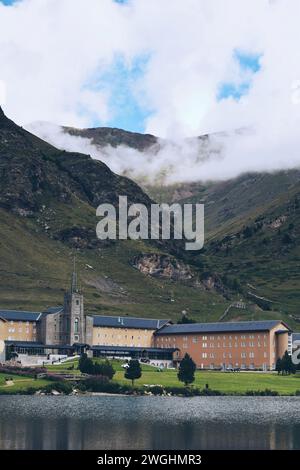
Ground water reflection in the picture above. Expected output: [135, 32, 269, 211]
[0, 396, 300, 450]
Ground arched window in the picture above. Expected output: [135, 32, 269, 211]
[74, 318, 79, 334]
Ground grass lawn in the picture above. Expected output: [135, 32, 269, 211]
[47, 358, 300, 395]
[114, 368, 300, 395]
[0, 373, 51, 394]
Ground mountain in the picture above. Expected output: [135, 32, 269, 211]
[64, 125, 158, 152]
[60, 123, 300, 328]
[2, 110, 300, 328]
[0, 107, 227, 322]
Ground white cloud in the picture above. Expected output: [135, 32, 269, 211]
[2, 0, 300, 182]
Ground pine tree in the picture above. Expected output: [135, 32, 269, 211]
[125, 359, 142, 386]
[78, 353, 94, 374]
[275, 357, 282, 375]
[177, 353, 196, 386]
[281, 351, 296, 375]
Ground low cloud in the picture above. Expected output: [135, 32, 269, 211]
[27, 121, 300, 184]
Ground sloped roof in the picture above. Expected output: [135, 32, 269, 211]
[155, 320, 289, 335]
[92, 315, 170, 330]
[91, 345, 177, 353]
[0, 310, 41, 322]
[43, 306, 63, 315]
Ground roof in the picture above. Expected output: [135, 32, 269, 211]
[43, 306, 63, 315]
[292, 333, 300, 341]
[4, 340, 74, 350]
[155, 320, 290, 336]
[92, 315, 170, 330]
[4, 341, 44, 348]
[91, 345, 177, 353]
[0, 309, 41, 322]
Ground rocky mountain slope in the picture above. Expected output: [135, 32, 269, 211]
[1, 110, 300, 328]
[60, 123, 300, 328]
[0, 107, 228, 322]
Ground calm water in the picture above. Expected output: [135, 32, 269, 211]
[0, 395, 300, 450]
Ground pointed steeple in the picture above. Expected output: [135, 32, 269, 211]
[71, 256, 78, 293]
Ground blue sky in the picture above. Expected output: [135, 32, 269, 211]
[217, 51, 261, 101]
[0, 0, 263, 134]
[83, 54, 153, 132]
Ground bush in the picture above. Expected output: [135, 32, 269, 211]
[78, 354, 116, 379]
[42, 381, 73, 395]
[245, 389, 279, 396]
[0, 365, 45, 378]
[84, 375, 110, 392]
[93, 361, 115, 380]
[149, 385, 164, 395]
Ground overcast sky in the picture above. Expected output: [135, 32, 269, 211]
[1, 0, 300, 182]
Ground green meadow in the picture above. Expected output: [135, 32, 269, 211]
[47, 359, 300, 395]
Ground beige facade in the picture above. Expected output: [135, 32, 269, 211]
[154, 321, 290, 370]
[92, 326, 155, 347]
[0, 317, 38, 343]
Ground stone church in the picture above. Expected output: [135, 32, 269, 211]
[38, 263, 93, 346]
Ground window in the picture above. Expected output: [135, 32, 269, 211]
[241, 342, 246, 347]
[192, 337, 198, 343]
[202, 335, 207, 340]
[76, 300, 79, 306]
[210, 353, 215, 359]
[249, 342, 254, 347]
[241, 352, 246, 358]
[202, 343, 207, 348]
[249, 352, 255, 358]
[202, 352, 207, 358]
[74, 318, 79, 334]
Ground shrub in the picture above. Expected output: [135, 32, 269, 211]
[42, 381, 73, 395]
[93, 361, 115, 380]
[78, 354, 116, 378]
[0, 365, 45, 378]
[149, 385, 164, 395]
[84, 375, 110, 392]
[245, 389, 279, 396]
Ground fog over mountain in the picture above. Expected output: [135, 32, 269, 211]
[27, 121, 300, 184]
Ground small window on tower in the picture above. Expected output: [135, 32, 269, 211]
[76, 300, 79, 306]
[74, 318, 79, 333]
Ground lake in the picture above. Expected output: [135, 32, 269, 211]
[0, 395, 300, 450]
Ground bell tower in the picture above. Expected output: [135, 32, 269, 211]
[63, 258, 86, 345]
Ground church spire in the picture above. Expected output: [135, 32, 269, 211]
[71, 256, 78, 293]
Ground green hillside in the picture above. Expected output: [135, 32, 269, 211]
[0, 107, 227, 322]
[1, 108, 300, 329]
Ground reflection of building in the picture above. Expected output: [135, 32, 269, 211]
[0, 265, 292, 369]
